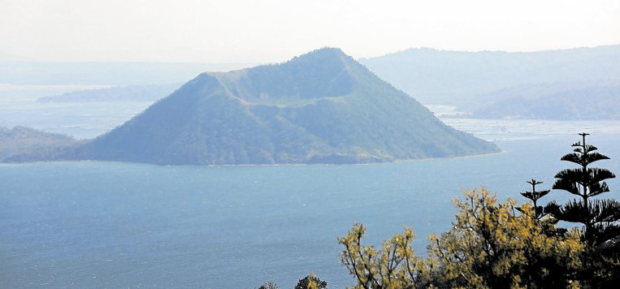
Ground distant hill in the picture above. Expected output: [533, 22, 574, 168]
[38, 84, 180, 102]
[0, 126, 78, 162]
[471, 84, 620, 120]
[360, 45, 620, 105]
[458, 81, 609, 111]
[8, 48, 497, 165]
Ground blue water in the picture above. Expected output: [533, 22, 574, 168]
[1, 135, 619, 288]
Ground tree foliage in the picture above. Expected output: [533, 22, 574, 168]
[541, 133, 620, 286]
[257, 281, 280, 289]
[294, 273, 327, 289]
[518, 179, 551, 220]
[338, 223, 427, 288]
[545, 133, 619, 247]
[339, 188, 585, 288]
[427, 188, 583, 288]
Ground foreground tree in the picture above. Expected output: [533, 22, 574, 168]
[294, 273, 327, 289]
[427, 188, 584, 288]
[339, 188, 585, 288]
[257, 281, 279, 289]
[546, 133, 619, 246]
[545, 133, 620, 286]
[338, 224, 428, 288]
[519, 179, 550, 220]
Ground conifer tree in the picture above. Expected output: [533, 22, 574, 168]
[546, 133, 619, 246]
[520, 179, 550, 220]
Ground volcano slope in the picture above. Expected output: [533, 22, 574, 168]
[22, 48, 498, 165]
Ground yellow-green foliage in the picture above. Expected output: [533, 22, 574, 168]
[427, 188, 584, 288]
[339, 188, 586, 289]
[295, 273, 327, 289]
[338, 223, 426, 288]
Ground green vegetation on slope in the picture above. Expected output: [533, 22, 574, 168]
[0, 126, 78, 162]
[34, 47, 497, 165]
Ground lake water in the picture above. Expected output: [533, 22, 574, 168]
[0, 86, 151, 139]
[2, 134, 619, 288]
[1, 95, 620, 288]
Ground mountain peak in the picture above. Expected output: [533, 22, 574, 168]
[18, 48, 498, 165]
[300, 47, 347, 57]
[287, 47, 353, 66]
[195, 47, 367, 104]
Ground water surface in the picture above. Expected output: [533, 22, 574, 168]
[2, 136, 619, 288]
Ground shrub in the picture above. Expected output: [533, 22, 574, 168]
[339, 188, 585, 288]
[295, 273, 327, 289]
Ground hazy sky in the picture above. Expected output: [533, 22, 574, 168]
[2, 0, 619, 63]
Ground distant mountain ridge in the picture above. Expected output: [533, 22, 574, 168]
[6, 48, 498, 165]
[38, 84, 180, 102]
[471, 83, 620, 120]
[360, 45, 620, 105]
